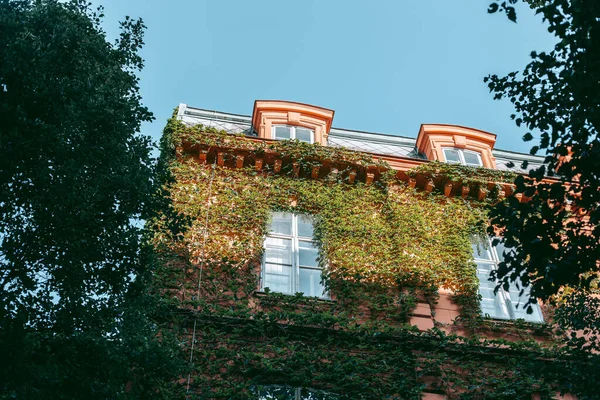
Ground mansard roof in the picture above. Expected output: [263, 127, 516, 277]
[177, 103, 545, 174]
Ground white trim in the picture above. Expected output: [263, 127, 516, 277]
[443, 147, 483, 167]
[176, 103, 187, 120]
[272, 125, 315, 144]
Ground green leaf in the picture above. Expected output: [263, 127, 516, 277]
[522, 132, 534, 141]
[488, 3, 499, 13]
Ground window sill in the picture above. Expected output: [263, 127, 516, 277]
[271, 137, 315, 145]
[254, 290, 336, 304]
[477, 317, 552, 337]
[481, 316, 545, 326]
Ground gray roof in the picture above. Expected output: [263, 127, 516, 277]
[178, 106, 254, 136]
[328, 128, 422, 159]
[177, 103, 545, 173]
[493, 148, 545, 173]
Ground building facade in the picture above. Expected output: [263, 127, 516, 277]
[153, 100, 588, 399]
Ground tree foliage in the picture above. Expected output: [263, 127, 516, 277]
[0, 0, 180, 397]
[485, 1, 600, 309]
[488, 0, 519, 22]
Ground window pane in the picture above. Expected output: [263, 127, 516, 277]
[443, 148, 461, 164]
[476, 261, 511, 319]
[264, 237, 292, 265]
[274, 126, 291, 140]
[295, 128, 313, 143]
[509, 292, 529, 319]
[471, 241, 493, 261]
[463, 151, 482, 166]
[526, 306, 544, 322]
[493, 239, 505, 262]
[299, 241, 318, 267]
[268, 212, 292, 235]
[493, 239, 516, 264]
[299, 267, 324, 297]
[264, 263, 292, 294]
[476, 262, 498, 295]
[297, 215, 314, 238]
[511, 299, 543, 322]
[506, 280, 543, 322]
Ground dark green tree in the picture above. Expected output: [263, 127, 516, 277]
[484, 0, 599, 300]
[485, 0, 600, 363]
[0, 0, 180, 397]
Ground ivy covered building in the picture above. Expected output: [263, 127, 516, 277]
[153, 100, 592, 399]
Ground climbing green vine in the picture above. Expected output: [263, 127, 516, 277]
[149, 115, 598, 399]
[408, 161, 516, 185]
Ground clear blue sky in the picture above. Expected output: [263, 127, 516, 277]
[95, 0, 555, 154]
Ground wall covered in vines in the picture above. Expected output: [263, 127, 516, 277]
[149, 115, 598, 399]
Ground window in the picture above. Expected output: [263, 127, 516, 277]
[442, 148, 483, 167]
[472, 237, 543, 322]
[272, 125, 314, 144]
[262, 212, 326, 298]
[256, 385, 338, 400]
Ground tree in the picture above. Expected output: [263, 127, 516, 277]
[485, 0, 600, 358]
[0, 1, 180, 397]
[484, 0, 599, 300]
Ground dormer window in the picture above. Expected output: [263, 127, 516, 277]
[252, 101, 334, 146]
[273, 125, 314, 144]
[416, 125, 497, 169]
[442, 148, 483, 167]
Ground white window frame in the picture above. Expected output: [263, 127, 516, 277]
[261, 212, 327, 299]
[272, 124, 315, 144]
[442, 147, 483, 167]
[473, 237, 544, 323]
[259, 387, 303, 400]
[256, 385, 336, 399]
